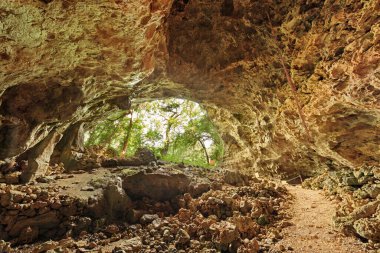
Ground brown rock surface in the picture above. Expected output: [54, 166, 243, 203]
[122, 170, 192, 201]
[0, 0, 378, 180]
[0, 165, 290, 252]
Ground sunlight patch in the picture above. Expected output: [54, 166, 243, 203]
[85, 98, 224, 167]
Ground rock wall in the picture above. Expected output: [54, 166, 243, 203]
[0, 0, 379, 179]
[166, 0, 380, 178]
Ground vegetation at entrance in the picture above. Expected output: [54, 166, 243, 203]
[85, 99, 224, 167]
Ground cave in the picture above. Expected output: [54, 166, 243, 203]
[0, 0, 379, 252]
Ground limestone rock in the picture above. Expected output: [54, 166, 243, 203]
[223, 170, 250, 186]
[4, 172, 20, 184]
[176, 229, 191, 246]
[188, 179, 211, 198]
[353, 218, 380, 242]
[210, 221, 239, 247]
[114, 237, 142, 252]
[8, 211, 59, 237]
[140, 214, 159, 225]
[103, 177, 132, 219]
[102, 148, 156, 167]
[0, 0, 377, 180]
[122, 171, 191, 201]
[0, 240, 11, 253]
[20, 131, 62, 183]
[363, 184, 380, 199]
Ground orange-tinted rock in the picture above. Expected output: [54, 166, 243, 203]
[0, 0, 378, 179]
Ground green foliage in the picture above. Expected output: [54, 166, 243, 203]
[85, 98, 224, 167]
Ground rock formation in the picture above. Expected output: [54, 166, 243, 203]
[0, 1, 379, 179]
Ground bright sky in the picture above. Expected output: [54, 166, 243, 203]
[84, 98, 214, 149]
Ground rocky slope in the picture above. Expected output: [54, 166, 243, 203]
[303, 166, 380, 245]
[0, 0, 379, 180]
[0, 163, 289, 252]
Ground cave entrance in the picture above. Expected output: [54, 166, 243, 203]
[85, 98, 224, 168]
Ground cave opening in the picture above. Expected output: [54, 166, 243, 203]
[0, 0, 379, 251]
[84, 98, 224, 168]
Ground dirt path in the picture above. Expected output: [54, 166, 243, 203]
[275, 185, 368, 253]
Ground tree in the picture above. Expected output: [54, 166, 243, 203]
[84, 98, 224, 167]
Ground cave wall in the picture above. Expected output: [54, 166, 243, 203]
[0, 0, 379, 179]
[166, 0, 380, 177]
[0, 0, 170, 163]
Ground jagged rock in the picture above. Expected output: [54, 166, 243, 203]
[105, 224, 119, 234]
[233, 216, 258, 239]
[178, 208, 191, 222]
[122, 171, 191, 201]
[353, 218, 380, 242]
[363, 184, 380, 199]
[210, 221, 239, 247]
[71, 217, 91, 236]
[176, 229, 191, 246]
[114, 237, 142, 252]
[188, 179, 211, 198]
[126, 209, 146, 224]
[35, 241, 59, 252]
[140, 214, 159, 225]
[4, 172, 20, 184]
[237, 239, 259, 253]
[0, 240, 11, 253]
[20, 132, 62, 183]
[342, 176, 362, 187]
[8, 211, 60, 237]
[350, 201, 379, 220]
[223, 170, 250, 186]
[103, 177, 132, 219]
[102, 148, 156, 167]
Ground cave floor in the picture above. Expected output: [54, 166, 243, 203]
[36, 168, 112, 200]
[274, 185, 368, 253]
[1, 165, 375, 253]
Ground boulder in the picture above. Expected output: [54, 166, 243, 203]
[140, 214, 159, 225]
[8, 211, 59, 237]
[353, 218, 380, 242]
[103, 177, 132, 219]
[363, 184, 380, 199]
[223, 170, 250, 186]
[102, 148, 156, 167]
[188, 179, 211, 198]
[122, 171, 191, 201]
[210, 221, 240, 247]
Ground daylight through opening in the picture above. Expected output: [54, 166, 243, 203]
[85, 98, 224, 168]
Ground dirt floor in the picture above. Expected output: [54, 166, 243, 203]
[1, 164, 377, 253]
[274, 185, 368, 253]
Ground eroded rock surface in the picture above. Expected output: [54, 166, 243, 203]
[304, 166, 380, 245]
[0, 0, 378, 179]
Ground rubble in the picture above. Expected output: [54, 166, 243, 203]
[0, 163, 288, 253]
[303, 166, 380, 245]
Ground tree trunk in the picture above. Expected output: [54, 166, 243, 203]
[161, 123, 172, 156]
[121, 112, 134, 157]
[198, 138, 210, 164]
